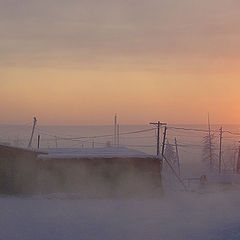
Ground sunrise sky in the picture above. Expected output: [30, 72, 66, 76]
[1, 0, 240, 125]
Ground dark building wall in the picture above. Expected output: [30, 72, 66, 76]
[0, 145, 162, 197]
[0, 145, 42, 194]
[37, 157, 163, 197]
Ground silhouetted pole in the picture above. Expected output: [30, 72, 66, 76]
[117, 124, 120, 148]
[55, 136, 58, 148]
[28, 117, 37, 148]
[150, 121, 167, 156]
[208, 114, 213, 171]
[161, 126, 167, 156]
[114, 114, 117, 147]
[219, 127, 223, 174]
[37, 134, 41, 149]
[157, 122, 160, 156]
[237, 142, 240, 173]
[175, 138, 181, 176]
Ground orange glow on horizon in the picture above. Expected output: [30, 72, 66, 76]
[1, 63, 240, 125]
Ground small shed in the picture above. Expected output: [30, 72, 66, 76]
[0, 145, 162, 197]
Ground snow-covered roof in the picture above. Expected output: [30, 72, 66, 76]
[37, 147, 154, 159]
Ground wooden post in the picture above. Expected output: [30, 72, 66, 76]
[37, 135, 40, 149]
[117, 124, 120, 148]
[219, 127, 223, 174]
[237, 142, 240, 173]
[114, 114, 117, 147]
[208, 114, 213, 171]
[55, 136, 58, 148]
[157, 121, 160, 156]
[28, 117, 37, 148]
[150, 121, 167, 156]
[161, 126, 167, 157]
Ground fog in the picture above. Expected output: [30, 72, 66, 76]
[1, 158, 240, 240]
[1, 187, 240, 240]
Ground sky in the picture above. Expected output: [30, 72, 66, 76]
[0, 0, 240, 125]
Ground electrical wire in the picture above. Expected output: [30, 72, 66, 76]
[37, 127, 156, 140]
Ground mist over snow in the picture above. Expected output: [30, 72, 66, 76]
[1, 189, 240, 240]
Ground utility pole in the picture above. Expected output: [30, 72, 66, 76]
[117, 124, 120, 148]
[219, 127, 223, 174]
[28, 117, 37, 148]
[237, 142, 240, 174]
[114, 114, 117, 147]
[92, 138, 95, 148]
[37, 134, 41, 149]
[208, 114, 213, 171]
[55, 136, 58, 148]
[175, 138, 181, 176]
[150, 121, 167, 156]
[157, 122, 160, 156]
[161, 126, 167, 156]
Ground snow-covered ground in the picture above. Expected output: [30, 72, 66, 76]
[1, 188, 240, 240]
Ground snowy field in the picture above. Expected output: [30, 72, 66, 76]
[1, 188, 240, 240]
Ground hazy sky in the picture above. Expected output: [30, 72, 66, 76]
[1, 0, 240, 125]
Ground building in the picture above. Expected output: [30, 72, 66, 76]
[0, 144, 162, 197]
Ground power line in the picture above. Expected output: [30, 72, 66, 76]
[120, 135, 156, 139]
[37, 127, 156, 141]
[167, 126, 240, 137]
[223, 130, 240, 136]
[168, 126, 218, 133]
[121, 144, 155, 148]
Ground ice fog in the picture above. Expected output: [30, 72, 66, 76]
[1, 188, 240, 240]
